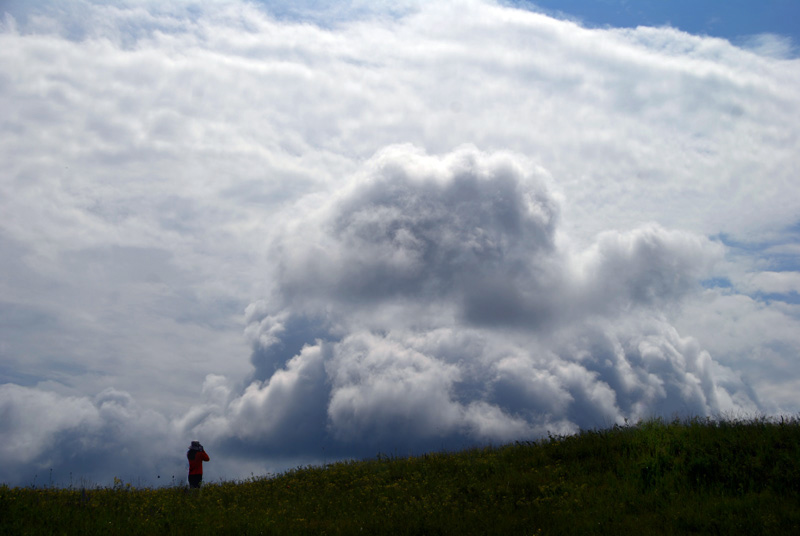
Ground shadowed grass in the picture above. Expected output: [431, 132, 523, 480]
[2, 416, 800, 534]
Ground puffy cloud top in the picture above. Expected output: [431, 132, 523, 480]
[274, 146, 558, 320]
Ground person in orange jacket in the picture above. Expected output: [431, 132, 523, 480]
[187, 440, 210, 488]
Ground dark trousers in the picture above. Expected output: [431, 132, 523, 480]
[188, 474, 203, 488]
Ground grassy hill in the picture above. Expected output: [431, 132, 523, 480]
[3, 417, 800, 535]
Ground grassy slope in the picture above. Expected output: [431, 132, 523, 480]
[2, 417, 800, 535]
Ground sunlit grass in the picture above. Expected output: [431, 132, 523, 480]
[3, 416, 800, 534]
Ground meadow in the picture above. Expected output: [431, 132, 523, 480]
[2, 416, 800, 535]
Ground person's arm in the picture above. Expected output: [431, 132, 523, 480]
[201, 450, 210, 462]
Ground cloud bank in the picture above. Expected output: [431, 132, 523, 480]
[0, 0, 798, 486]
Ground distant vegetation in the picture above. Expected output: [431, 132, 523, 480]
[3, 417, 800, 535]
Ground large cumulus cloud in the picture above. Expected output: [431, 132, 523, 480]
[187, 145, 754, 464]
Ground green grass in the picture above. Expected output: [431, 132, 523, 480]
[3, 416, 800, 535]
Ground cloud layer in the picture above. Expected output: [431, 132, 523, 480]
[0, 0, 798, 486]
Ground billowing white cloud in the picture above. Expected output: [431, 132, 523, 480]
[195, 145, 754, 464]
[0, 0, 798, 486]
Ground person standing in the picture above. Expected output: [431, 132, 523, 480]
[187, 440, 210, 488]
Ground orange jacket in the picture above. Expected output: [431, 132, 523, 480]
[188, 449, 210, 475]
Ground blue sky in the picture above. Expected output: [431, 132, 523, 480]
[1, 0, 799, 487]
[523, 0, 800, 46]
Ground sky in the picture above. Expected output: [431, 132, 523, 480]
[1, 0, 799, 487]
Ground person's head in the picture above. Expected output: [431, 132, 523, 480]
[190, 440, 202, 451]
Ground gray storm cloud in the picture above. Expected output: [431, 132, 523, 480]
[192, 145, 754, 461]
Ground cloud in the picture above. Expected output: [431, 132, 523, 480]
[742, 271, 800, 295]
[0, 384, 178, 485]
[189, 145, 755, 465]
[575, 225, 723, 314]
[270, 146, 559, 322]
[740, 33, 796, 59]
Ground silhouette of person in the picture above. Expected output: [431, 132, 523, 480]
[187, 440, 209, 488]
